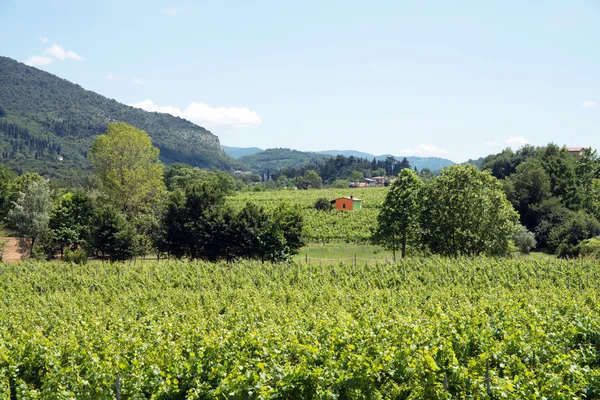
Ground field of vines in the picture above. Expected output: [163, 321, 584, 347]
[229, 188, 388, 243]
[1, 258, 600, 398]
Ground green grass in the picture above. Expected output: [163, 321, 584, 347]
[294, 242, 394, 263]
[0, 226, 18, 237]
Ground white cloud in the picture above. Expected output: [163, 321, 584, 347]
[25, 55, 54, 67]
[107, 74, 125, 81]
[581, 100, 597, 108]
[129, 99, 263, 127]
[399, 144, 449, 156]
[39, 36, 50, 44]
[133, 78, 145, 85]
[505, 136, 529, 148]
[44, 44, 84, 61]
[161, 7, 184, 16]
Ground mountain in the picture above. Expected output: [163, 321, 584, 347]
[317, 150, 455, 171]
[222, 145, 263, 159]
[238, 148, 330, 172]
[0, 56, 234, 183]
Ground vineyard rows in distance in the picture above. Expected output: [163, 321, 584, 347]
[228, 188, 387, 244]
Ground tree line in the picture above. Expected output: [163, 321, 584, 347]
[0, 122, 304, 263]
[373, 145, 600, 260]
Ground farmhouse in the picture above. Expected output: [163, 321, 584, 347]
[330, 196, 362, 211]
[568, 147, 585, 157]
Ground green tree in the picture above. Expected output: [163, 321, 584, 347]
[314, 197, 332, 211]
[91, 205, 136, 261]
[296, 170, 322, 190]
[372, 168, 423, 260]
[348, 170, 364, 182]
[548, 211, 600, 258]
[89, 122, 166, 217]
[422, 164, 519, 256]
[47, 192, 94, 256]
[7, 179, 52, 255]
[331, 179, 349, 188]
[503, 158, 551, 231]
[0, 165, 16, 221]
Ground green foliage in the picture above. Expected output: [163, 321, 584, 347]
[91, 205, 136, 261]
[503, 158, 551, 230]
[160, 183, 304, 262]
[2, 258, 600, 398]
[313, 197, 332, 211]
[578, 237, 600, 259]
[372, 168, 423, 259]
[331, 179, 349, 188]
[0, 164, 16, 221]
[548, 211, 600, 258]
[165, 163, 235, 193]
[6, 178, 52, 255]
[512, 225, 537, 254]
[89, 122, 166, 216]
[422, 164, 519, 256]
[296, 169, 322, 190]
[47, 192, 94, 256]
[62, 247, 88, 264]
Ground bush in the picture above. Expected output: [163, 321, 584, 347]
[513, 226, 537, 254]
[331, 179, 348, 188]
[549, 211, 600, 258]
[578, 237, 600, 259]
[63, 247, 88, 264]
[314, 197, 332, 211]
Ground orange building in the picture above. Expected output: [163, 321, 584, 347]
[330, 196, 362, 211]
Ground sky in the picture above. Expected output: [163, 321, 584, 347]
[1, 0, 599, 162]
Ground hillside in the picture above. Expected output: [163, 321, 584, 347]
[238, 148, 330, 172]
[229, 146, 455, 172]
[317, 150, 455, 171]
[0, 56, 234, 183]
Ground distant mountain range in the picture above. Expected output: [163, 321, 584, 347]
[224, 146, 455, 172]
[0, 56, 234, 183]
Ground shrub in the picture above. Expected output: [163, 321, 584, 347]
[513, 226, 537, 254]
[63, 247, 88, 264]
[314, 198, 332, 211]
[578, 237, 600, 259]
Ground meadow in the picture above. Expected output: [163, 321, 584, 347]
[1, 257, 599, 399]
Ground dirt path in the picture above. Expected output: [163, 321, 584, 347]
[1, 237, 23, 263]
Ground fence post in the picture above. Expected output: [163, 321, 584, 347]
[486, 359, 491, 396]
[305, 254, 308, 264]
[115, 374, 121, 400]
[354, 254, 357, 267]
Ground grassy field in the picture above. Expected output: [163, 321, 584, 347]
[1, 257, 598, 398]
[294, 243, 395, 263]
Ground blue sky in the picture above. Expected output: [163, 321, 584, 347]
[1, 0, 599, 162]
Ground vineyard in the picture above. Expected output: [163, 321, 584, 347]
[228, 188, 388, 243]
[1, 258, 600, 398]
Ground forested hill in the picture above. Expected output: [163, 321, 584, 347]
[0, 56, 234, 183]
[228, 146, 455, 172]
[237, 148, 331, 172]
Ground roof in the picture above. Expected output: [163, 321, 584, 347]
[330, 196, 362, 203]
[567, 147, 585, 152]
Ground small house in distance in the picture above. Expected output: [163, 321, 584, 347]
[331, 196, 362, 211]
[568, 147, 585, 157]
